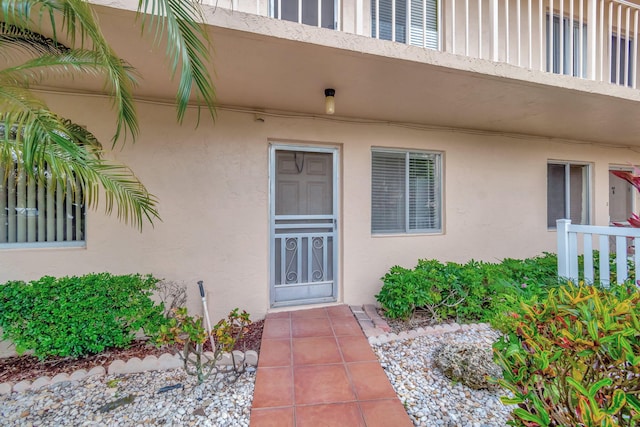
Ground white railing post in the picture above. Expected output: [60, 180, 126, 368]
[616, 235, 628, 283]
[557, 219, 572, 280]
[490, 0, 499, 61]
[587, 0, 597, 80]
[356, 0, 363, 35]
[599, 234, 610, 286]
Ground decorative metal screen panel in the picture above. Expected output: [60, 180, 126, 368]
[273, 217, 335, 303]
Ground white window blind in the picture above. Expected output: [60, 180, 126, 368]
[0, 165, 85, 247]
[371, 0, 438, 49]
[371, 149, 441, 234]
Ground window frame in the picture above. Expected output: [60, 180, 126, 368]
[608, 165, 637, 225]
[371, 147, 443, 235]
[0, 169, 87, 250]
[610, 33, 634, 87]
[371, 0, 439, 49]
[547, 160, 592, 230]
[546, 14, 588, 78]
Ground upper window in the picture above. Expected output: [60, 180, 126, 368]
[546, 15, 587, 77]
[270, 0, 336, 29]
[547, 162, 590, 228]
[611, 34, 634, 87]
[371, 0, 438, 49]
[371, 149, 442, 234]
[1, 165, 85, 248]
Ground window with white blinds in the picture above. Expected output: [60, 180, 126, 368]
[371, 149, 442, 234]
[371, 0, 438, 49]
[0, 165, 85, 248]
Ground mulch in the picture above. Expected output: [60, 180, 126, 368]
[0, 319, 264, 384]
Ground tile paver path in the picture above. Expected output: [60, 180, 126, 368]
[250, 305, 413, 426]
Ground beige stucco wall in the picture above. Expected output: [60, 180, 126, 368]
[2, 92, 640, 323]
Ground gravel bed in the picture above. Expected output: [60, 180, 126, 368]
[0, 367, 255, 426]
[372, 327, 513, 427]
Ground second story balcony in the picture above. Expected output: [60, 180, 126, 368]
[210, 0, 640, 90]
[83, 0, 640, 148]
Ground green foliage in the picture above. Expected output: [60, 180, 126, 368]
[580, 251, 636, 286]
[1, 0, 218, 229]
[376, 253, 559, 323]
[213, 308, 252, 353]
[154, 307, 251, 385]
[0, 273, 166, 359]
[493, 283, 640, 427]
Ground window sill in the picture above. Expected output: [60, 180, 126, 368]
[0, 241, 86, 250]
[372, 230, 443, 238]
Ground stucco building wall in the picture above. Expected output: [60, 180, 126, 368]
[1, 92, 638, 321]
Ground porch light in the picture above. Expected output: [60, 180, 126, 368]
[324, 88, 335, 115]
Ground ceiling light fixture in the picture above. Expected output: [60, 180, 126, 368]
[324, 88, 336, 115]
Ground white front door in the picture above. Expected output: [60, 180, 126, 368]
[269, 145, 338, 307]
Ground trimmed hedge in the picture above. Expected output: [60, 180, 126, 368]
[0, 273, 167, 359]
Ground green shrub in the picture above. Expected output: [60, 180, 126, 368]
[581, 251, 636, 286]
[493, 283, 640, 427]
[376, 253, 560, 323]
[0, 273, 167, 359]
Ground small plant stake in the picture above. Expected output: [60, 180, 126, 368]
[198, 281, 217, 354]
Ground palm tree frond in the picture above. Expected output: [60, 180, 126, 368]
[138, 0, 216, 122]
[0, 22, 70, 60]
[0, 83, 158, 229]
[2, 0, 140, 143]
[0, 48, 138, 90]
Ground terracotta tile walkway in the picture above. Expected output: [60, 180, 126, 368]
[250, 305, 413, 427]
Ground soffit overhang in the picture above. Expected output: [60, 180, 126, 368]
[31, 1, 640, 147]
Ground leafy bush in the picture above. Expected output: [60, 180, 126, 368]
[0, 273, 167, 359]
[581, 250, 636, 286]
[493, 283, 640, 426]
[154, 307, 251, 385]
[376, 253, 559, 322]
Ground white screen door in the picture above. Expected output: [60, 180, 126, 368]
[269, 145, 338, 307]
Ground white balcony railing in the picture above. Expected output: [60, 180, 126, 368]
[212, 0, 640, 90]
[438, 0, 640, 87]
[557, 219, 640, 286]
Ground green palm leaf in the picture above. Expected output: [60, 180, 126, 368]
[0, 49, 138, 91]
[137, 0, 216, 122]
[2, 0, 139, 142]
[0, 86, 159, 229]
[1, 0, 217, 229]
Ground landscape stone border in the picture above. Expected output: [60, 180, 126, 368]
[350, 304, 491, 345]
[0, 350, 258, 395]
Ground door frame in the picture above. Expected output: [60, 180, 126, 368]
[609, 165, 637, 224]
[268, 142, 340, 307]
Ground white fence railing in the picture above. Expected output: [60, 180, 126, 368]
[212, 0, 640, 91]
[557, 219, 640, 285]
